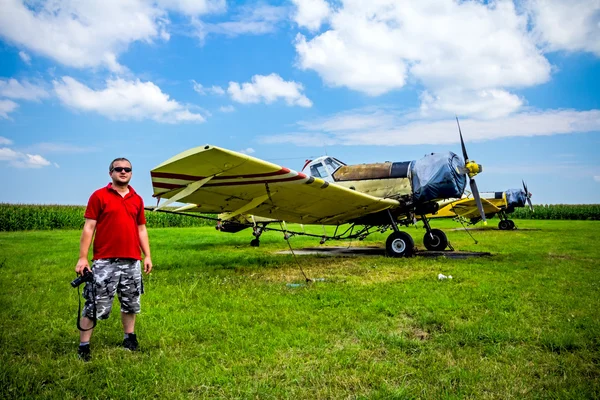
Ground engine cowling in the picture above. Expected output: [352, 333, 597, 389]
[410, 152, 467, 203]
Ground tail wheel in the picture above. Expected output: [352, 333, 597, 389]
[498, 220, 510, 230]
[423, 229, 448, 251]
[250, 239, 260, 247]
[385, 231, 414, 257]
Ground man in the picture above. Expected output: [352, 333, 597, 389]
[74, 157, 152, 361]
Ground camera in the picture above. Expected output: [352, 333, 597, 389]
[71, 269, 94, 288]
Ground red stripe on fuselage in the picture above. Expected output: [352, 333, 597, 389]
[151, 168, 291, 181]
[152, 182, 184, 190]
[152, 174, 305, 190]
[204, 175, 305, 187]
[151, 172, 205, 180]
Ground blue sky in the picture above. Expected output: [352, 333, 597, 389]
[0, 0, 599, 205]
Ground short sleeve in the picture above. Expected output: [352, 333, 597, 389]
[84, 191, 102, 220]
[137, 196, 147, 225]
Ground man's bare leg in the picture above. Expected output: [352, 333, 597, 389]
[78, 316, 94, 361]
[79, 316, 95, 342]
[122, 312, 136, 334]
[121, 312, 138, 350]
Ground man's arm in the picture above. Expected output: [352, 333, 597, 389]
[138, 224, 152, 274]
[75, 218, 96, 275]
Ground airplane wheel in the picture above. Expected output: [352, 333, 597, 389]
[507, 220, 515, 230]
[498, 220, 510, 230]
[250, 239, 260, 247]
[385, 231, 414, 257]
[423, 229, 448, 251]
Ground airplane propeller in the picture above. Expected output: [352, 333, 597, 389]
[456, 117, 487, 224]
[522, 180, 534, 212]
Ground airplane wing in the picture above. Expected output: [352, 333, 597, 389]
[150, 145, 400, 225]
[430, 196, 505, 219]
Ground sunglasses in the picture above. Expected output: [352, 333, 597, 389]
[112, 167, 132, 173]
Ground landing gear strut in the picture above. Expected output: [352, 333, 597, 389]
[385, 210, 414, 257]
[250, 225, 264, 246]
[497, 211, 515, 230]
[421, 215, 449, 251]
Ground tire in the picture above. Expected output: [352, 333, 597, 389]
[498, 220, 510, 230]
[250, 238, 260, 247]
[507, 220, 515, 230]
[423, 229, 448, 251]
[385, 231, 414, 257]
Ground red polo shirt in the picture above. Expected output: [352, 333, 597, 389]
[84, 183, 147, 260]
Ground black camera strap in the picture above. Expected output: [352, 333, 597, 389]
[77, 280, 97, 331]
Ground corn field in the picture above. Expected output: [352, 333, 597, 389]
[0, 204, 215, 231]
[1, 203, 599, 231]
[510, 204, 600, 220]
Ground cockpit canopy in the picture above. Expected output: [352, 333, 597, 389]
[301, 156, 346, 182]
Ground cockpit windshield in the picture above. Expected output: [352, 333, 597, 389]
[324, 157, 344, 174]
[303, 156, 346, 182]
[310, 163, 327, 178]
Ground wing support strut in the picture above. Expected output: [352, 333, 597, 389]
[221, 193, 272, 221]
[155, 176, 214, 211]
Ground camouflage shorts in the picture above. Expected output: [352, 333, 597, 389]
[82, 258, 144, 320]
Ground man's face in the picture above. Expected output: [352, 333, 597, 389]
[110, 160, 132, 186]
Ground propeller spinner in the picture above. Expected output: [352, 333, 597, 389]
[522, 180, 534, 212]
[456, 117, 487, 224]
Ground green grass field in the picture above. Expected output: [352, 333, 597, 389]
[0, 219, 599, 399]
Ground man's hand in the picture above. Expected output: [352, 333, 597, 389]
[143, 257, 153, 274]
[75, 257, 91, 275]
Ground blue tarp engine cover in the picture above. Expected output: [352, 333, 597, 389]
[506, 189, 527, 208]
[410, 152, 467, 202]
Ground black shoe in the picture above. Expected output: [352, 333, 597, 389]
[78, 344, 91, 362]
[123, 333, 139, 351]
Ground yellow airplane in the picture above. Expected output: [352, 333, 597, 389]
[149, 121, 486, 257]
[428, 181, 534, 230]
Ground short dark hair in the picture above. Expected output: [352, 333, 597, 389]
[109, 157, 132, 172]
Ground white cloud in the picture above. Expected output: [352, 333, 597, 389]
[210, 86, 225, 95]
[228, 73, 312, 107]
[294, 0, 552, 117]
[0, 147, 52, 168]
[239, 147, 255, 155]
[594, 176, 600, 183]
[260, 108, 600, 146]
[0, 79, 49, 101]
[192, 81, 225, 95]
[0, 147, 19, 160]
[193, 4, 287, 40]
[295, 31, 408, 97]
[18, 50, 31, 64]
[0, 0, 224, 71]
[420, 88, 524, 119]
[219, 105, 235, 113]
[0, 136, 13, 145]
[155, 0, 225, 16]
[0, 100, 19, 119]
[53, 77, 205, 123]
[192, 81, 205, 94]
[292, 0, 330, 31]
[526, 0, 600, 56]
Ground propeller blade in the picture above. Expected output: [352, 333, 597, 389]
[469, 178, 487, 224]
[456, 116, 469, 162]
[527, 197, 534, 212]
[522, 180, 534, 212]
